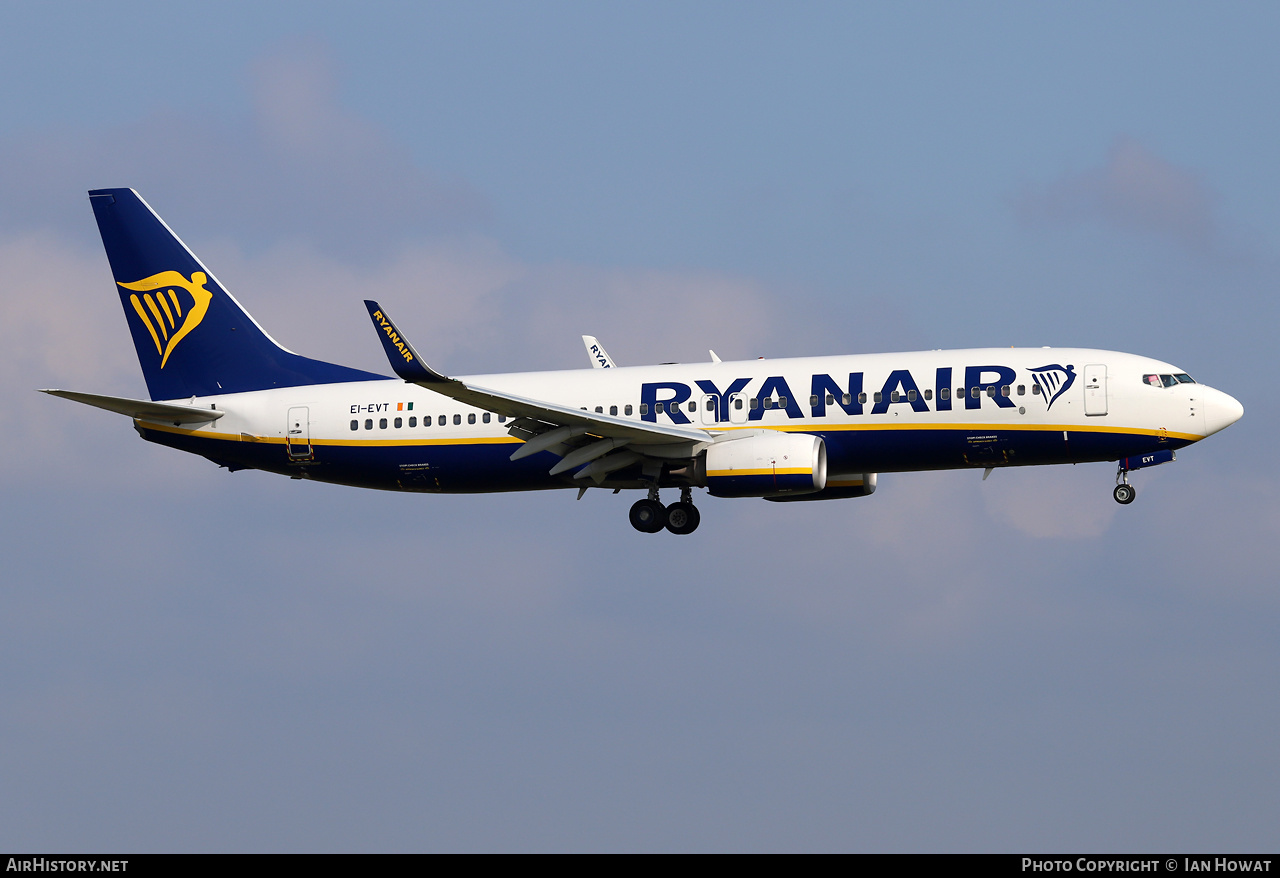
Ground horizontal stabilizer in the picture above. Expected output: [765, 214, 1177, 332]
[40, 389, 225, 425]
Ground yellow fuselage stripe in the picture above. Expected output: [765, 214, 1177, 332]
[137, 419, 1200, 446]
[708, 467, 813, 477]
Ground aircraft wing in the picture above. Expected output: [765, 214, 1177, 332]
[364, 301, 710, 450]
[41, 389, 225, 424]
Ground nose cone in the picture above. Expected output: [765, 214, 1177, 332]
[1202, 387, 1244, 437]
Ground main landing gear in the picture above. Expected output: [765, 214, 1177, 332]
[629, 487, 701, 535]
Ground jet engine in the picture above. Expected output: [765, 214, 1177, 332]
[698, 431, 826, 498]
[765, 471, 877, 501]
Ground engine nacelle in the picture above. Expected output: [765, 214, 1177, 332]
[766, 472, 876, 502]
[700, 432, 827, 498]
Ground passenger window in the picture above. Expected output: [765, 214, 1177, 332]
[907, 390, 917, 402]
[610, 405, 618, 415]
[957, 387, 965, 398]
[595, 406, 603, 414]
[409, 416, 417, 427]
[453, 414, 461, 425]
[350, 420, 358, 431]
[750, 398, 759, 410]
[826, 394, 834, 405]
[874, 392, 883, 403]
[890, 391, 900, 403]
[1017, 385, 1025, 396]
[858, 392, 867, 405]
[394, 417, 403, 428]
[625, 405, 633, 416]
[656, 402, 665, 413]
[811, 395, 819, 407]
[971, 388, 980, 399]
[763, 398, 774, 409]
[639, 404, 648, 415]
[1032, 385, 1041, 395]
[987, 387, 996, 398]
[499, 415, 507, 423]
[468, 413, 476, 424]
[941, 388, 950, 400]
[379, 418, 388, 429]
[924, 389, 932, 400]
[1000, 386, 1010, 397]
[483, 412, 491, 423]
[734, 398, 743, 410]
[365, 419, 373, 430]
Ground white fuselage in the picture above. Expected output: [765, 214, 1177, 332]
[133, 347, 1241, 495]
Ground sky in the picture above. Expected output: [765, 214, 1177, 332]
[1, 2, 1277, 852]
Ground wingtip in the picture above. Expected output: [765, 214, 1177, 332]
[364, 300, 450, 384]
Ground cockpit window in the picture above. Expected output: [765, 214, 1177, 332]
[1144, 372, 1197, 388]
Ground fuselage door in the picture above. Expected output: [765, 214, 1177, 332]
[1084, 364, 1108, 416]
[728, 392, 749, 424]
[286, 406, 313, 460]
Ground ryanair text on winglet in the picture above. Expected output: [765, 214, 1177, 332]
[372, 310, 415, 364]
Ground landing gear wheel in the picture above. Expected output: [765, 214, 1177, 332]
[1113, 484, 1136, 505]
[629, 498, 667, 533]
[665, 501, 701, 535]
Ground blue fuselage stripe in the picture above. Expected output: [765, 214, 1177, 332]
[139, 424, 1192, 492]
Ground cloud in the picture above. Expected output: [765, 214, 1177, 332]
[0, 220, 779, 483]
[1014, 138, 1217, 248]
[0, 40, 488, 262]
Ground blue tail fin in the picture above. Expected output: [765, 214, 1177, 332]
[89, 188, 385, 400]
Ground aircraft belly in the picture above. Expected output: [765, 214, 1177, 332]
[138, 427, 562, 493]
[818, 425, 1186, 472]
[139, 420, 1198, 493]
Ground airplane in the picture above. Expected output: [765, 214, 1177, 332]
[43, 188, 1244, 535]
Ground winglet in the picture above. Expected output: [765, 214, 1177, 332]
[364, 300, 450, 383]
[582, 335, 618, 369]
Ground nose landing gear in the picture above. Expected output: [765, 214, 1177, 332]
[629, 487, 701, 534]
[1113, 461, 1138, 505]
[1113, 481, 1136, 504]
[1113, 449, 1177, 504]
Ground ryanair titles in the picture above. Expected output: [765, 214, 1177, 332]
[371, 310, 416, 365]
[640, 364, 1075, 423]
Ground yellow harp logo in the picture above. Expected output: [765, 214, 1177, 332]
[119, 271, 213, 368]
